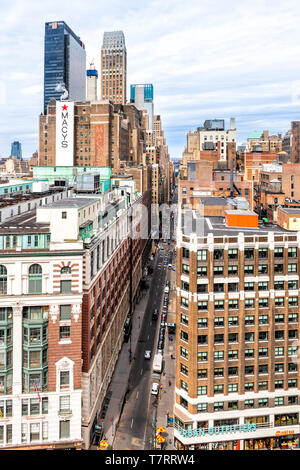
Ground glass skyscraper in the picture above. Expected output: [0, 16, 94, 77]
[10, 141, 22, 159]
[130, 84, 154, 130]
[43, 21, 86, 114]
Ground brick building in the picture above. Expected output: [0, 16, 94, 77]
[174, 198, 300, 450]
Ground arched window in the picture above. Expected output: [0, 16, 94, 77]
[28, 264, 42, 294]
[61, 266, 71, 275]
[60, 266, 72, 294]
[0, 266, 7, 295]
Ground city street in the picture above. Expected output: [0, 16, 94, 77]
[113, 241, 173, 450]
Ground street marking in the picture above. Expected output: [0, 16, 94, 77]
[136, 391, 139, 399]
[140, 368, 143, 375]
[131, 419, 134, 429]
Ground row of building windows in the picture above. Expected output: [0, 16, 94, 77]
[181, 313, 299, 327]
[182, 280, 299, 293]
[182, 263, 298, 276]
[182, 247, 298, 261]
[181, 363, 297, 378]
[179, 380, 298, 398]
[0, 420, 71, 445]
[182, 297, 299, 310]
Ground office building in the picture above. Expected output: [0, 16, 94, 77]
[43, 21, 86, 113]
[130, 84, 154, 130]
[10, 142, 22, 160]
[174, 196, 300, 450]
[101, 31, 127, 105]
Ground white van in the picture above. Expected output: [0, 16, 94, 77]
[153, 353, 163, 373]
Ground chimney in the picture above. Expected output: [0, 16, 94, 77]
[230, 118, 236, 130]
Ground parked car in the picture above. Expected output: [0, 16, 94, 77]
[158, 340, 164, 350]
[152, 309, 158, 321]
[144, 350, 151, 359]
[151, 383, 159, 395]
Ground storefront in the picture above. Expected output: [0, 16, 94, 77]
[245, 433, 300, 450]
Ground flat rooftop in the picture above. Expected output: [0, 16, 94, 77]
[181, 212, 293, 238]
[0, 210, 49, 234]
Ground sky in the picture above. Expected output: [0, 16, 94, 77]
[1, 0, 300, 159]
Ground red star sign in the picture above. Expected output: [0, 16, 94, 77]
[62, 104, 68, 111]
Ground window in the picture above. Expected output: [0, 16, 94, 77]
[259, 331, 268, 341]
[198, 369, 207, 379]
[274, 397, 284, 406]
[244, 400, 254, 408]
[197, 386, 207, 396]
[258, 248, 268, 259]
[258, 348, 268, 357]
[228, 316, 238, 326]
[258, 281, 268, 291]
[289, 313, 298, 323]
[259, 298, 268, 308]
[198, 352, 208, 362]
[30, 423, 40, 442]
[274, 247, 284, 258]
[181, 380, 188, 392]
[62, 212, 67, 219]
[214, 283, 224, 293]
[214, 384, 224, 394]
[28, 264, 42, 294]
[244, 248, 254, 259]
[228, 367, 238, 376]
[214, 266, 224, 275]
[197, 266, 207, 277]
[214, 350, 224, 361]
[245, 299, 255, 309]
[181, 331, 189, 343]
[214, 368, 224, 377]
[259, 364, 268, 374]
[198, 318, 208, 328]
[59, 420, 70, 439]
[258, 265, 268, 274]
[228, 265, 238, 275]
[60, 305, 71, 321]
[214, 249, 223, 260]
[275, 347, 284, 356]
[288, 264, 297, 273]
[214, 402, 224, 411]
[214, 300, 224, 310]
[228, 283, 238, 292]
[244, 282, 254, 291]
[288, 297, 298, 307]
[197, 403, 208, 412]
[180, 364, 188, 376]
[245, 366, 254, 375]
[245, 316, 255, 326]
[288, 247, 297, 258]
[180, 347, 188, 360]
[214, 334, 224, 344]
[228, 333, 238, 343]
[228, 249, 238, 259]
[181, 297, 188, 309]
[198, 301, 208, 311]
[0, 266, 7, 295]
[228, 299, 238, 309]
[275, 298, 284, 307]
[197, 250, 207, 261]
[275, 330, 284, 340]
[182, 264, 189, 274]
[60, 371, 70, 390]
[274, 264, 284, 273]
[275, 380, 284, 389]
[198, 335, 207, 345]
[181, 314, 188, 326]
[197, 284, 207, 293]
[244, 265, 254, 275]
[275, 363, 284, 372]
[245, 332, 254, 342]
[244, 382, 254, 391]
[274, 281, 284, 290]
[228, 383, 238, 393]
[259, 315, 268, 325]
[182, 248, 189, 259]
[228, 350, 238, 360]
[258, 398, 269, 408]
[214, 317, 224, 327]
[288, 280, 298, 289]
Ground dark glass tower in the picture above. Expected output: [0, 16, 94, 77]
[10, 141, 22, 159]
[43, 21, 86, 114]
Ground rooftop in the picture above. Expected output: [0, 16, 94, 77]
[0, 210, 49, 234]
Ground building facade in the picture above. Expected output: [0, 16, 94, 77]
[43, 21, 86, 114]
[101, 31, 127, 105]
[174, 202, 300, 450]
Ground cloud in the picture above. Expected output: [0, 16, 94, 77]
[0, 0, 300, 157]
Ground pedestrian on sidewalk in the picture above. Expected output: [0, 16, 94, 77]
[168, 380, 171, 386]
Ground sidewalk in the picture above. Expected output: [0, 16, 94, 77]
[155, 249, 177, 451]
[89, 272, 154, 450]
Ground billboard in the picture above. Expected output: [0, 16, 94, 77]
[56, 101, 74, 166]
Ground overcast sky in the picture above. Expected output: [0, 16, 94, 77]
[1, 0, 300, 159]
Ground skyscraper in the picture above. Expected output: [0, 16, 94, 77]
[43, 21, 86, 113]
[86, 62, 98, 101]
[130, 84, 154, 130]
[10, 141, 22, 160]
[101, 31, 127, 105]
